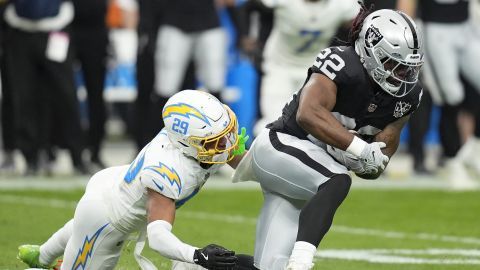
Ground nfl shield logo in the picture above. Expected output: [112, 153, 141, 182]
[367, 103, 377, 112]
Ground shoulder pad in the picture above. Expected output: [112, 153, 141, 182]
[140, 162, 183, 200]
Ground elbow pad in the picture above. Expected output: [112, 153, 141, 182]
[147, 220, 197, 263]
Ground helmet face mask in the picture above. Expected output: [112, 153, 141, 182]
[188, 107, 239, 164]
[163, 90, 239, 165]
[355, 9, 424, 97]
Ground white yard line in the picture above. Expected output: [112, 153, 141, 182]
[316, 249, 480, 265]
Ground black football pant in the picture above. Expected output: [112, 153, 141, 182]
[72, 27, 108, 161]
[4, 28, 84, 168]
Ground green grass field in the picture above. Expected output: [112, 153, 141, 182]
[1, 186, 480, 270]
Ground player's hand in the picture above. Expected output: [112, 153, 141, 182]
[232, 127, 249, 157]
[358, 142, 389, 174]
[193, 244, 237, 270]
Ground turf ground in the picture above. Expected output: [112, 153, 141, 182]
[1, 184, 480, 270]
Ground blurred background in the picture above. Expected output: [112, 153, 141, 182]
[1, 1, 480, 269]
[0, 0, 479, 187]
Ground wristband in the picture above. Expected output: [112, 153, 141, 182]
[346, 136, 368, 157]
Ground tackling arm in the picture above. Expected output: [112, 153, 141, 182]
[146, 189, 197, 263]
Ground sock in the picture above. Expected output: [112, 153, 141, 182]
[289, 241, 316, 266]
[39, 219, 73, 265]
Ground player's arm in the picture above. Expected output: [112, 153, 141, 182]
[146, 189, 237, 269]
[296, 73, 356, 150]
[228, 152, 246, 169]
[375, 115, 410, 159]
[297, 72, 388, 173]
[356, 115, 410, 180]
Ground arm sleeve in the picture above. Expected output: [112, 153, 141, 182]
[147, 220, 197, 263]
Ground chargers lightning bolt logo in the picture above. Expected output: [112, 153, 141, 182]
[162, 103, 211, 126]
[145, 162, 182, 194]
[71, 223, 108, 270]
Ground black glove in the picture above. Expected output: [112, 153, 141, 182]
[193, 244, 237, 270]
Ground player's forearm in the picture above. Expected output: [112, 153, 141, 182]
[228, 152, 246, 169]
[147, 220, 197, 263]
[297, 106, 355, 151]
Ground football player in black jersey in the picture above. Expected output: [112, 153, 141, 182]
[232, 5, 424, 270]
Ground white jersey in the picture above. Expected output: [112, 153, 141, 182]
[101, 129, 221, 233]
[262, 0, 359, 69]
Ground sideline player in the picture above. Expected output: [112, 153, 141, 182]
[233, 7, 424, 270]
[17, 90, 249, 270]
[254, 0, 360, 135]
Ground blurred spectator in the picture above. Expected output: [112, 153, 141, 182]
[154, 0, 227, 102]
[232, 0, 273, 126]
[0, 0, 14, 173]
[3, 0, 87, 175]
[398, 0, 480, 188]
[253, 0, 359, 136]
[72, 0, 109, 169]
[133, 0, 165, 150]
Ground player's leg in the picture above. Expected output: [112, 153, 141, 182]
[194, 27, 227, 100]
[288, 174, 351, 270]
[18, 219, 73, 268]
[252, 190, 303, 270]
[423, 23, 463, 105]
[155, 25, 193, 97]
[60, 198, 128, 269]
[250, 129, 349, 269]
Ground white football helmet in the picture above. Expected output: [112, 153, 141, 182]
[163, 90, 239, 164]
[355, 9, 424, 97]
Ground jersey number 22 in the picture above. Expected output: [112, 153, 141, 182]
[313, 48, 345, 80]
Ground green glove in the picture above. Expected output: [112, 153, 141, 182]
[232, 127, 249, 156]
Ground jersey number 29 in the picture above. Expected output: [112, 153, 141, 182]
[313, 48, 345, 80]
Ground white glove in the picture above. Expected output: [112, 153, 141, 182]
[326, 145, 364, 173]
[358, 142, 389, 174]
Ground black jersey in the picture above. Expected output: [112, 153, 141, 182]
[420, 0, 468, 23]
[268, 46, 422, 142]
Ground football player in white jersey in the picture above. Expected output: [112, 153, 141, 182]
[255, 0, 360, 135]
[17, 90, 249, 270]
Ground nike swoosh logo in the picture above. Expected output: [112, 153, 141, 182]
[152, 180, 164, 191]
[201, 252, 208, 260]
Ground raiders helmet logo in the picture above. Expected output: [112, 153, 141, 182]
[365, 26, 383, 48]
[367, 103, 377, 112]
[393, 101, 412, 118]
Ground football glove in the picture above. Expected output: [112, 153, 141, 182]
[358, 142, 389, 174]
[231, 127, 249, 157]
[193, 244, 237, 270]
